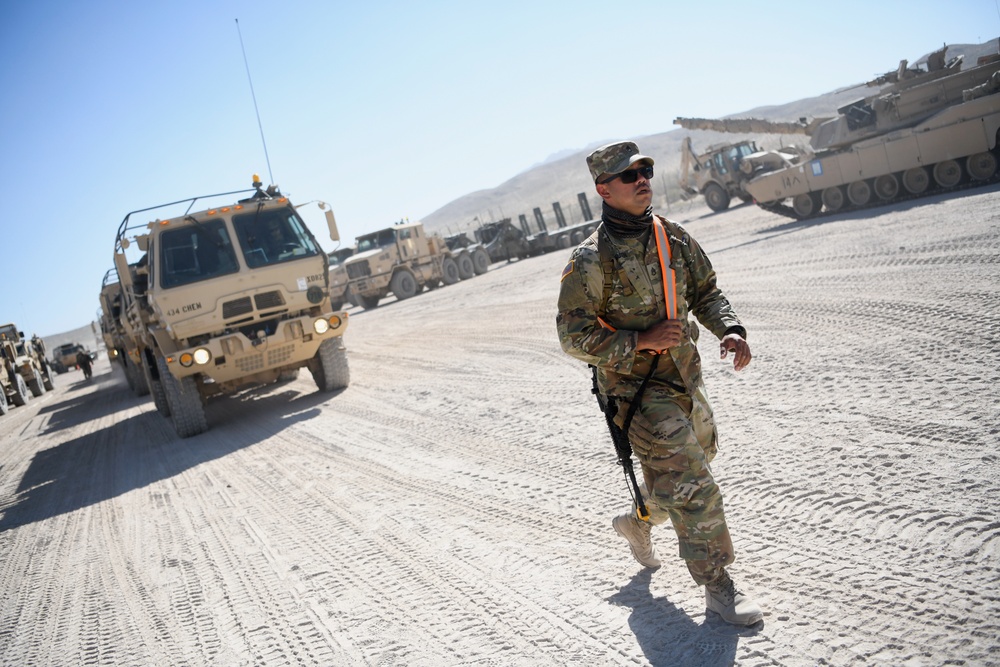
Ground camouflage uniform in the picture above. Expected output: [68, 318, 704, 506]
[556, 217, 746, 585]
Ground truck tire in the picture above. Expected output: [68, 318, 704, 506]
[390, 270, 419, 300]
[456, 253, 475, 280]
[472, 248, 490, 274]
[358, 294, 381, 309]
[28, 369, 45, 397]
[0, 386, 7, 415]
[442, 257, 460, 285]
[156, 356, 207, 438]
[42, 366, 53, 391]
[142, 356, 170, 417]
[556, 235, 572, 250]
[11, 373, 29, 407]
[703, 183, 731, 212]
[126, 359, 150, 397]
[310, 339, 350, 391]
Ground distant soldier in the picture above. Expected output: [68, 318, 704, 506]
[76, 349, 93, 380]
[556, 141, 762, 626]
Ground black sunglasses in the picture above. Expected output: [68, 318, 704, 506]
[600, 165, 654, 185]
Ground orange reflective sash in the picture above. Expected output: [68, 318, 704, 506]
[652, 218, 678, 320]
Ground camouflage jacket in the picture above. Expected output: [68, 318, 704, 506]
[556, 216, 744, 399]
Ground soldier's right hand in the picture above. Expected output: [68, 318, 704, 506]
[636, 319, 685, 352]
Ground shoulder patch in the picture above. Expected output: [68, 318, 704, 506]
[560, 259, 574, 281]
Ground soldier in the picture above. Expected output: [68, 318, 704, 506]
[76, 349, 93, 380]
[556, 141, 762, 626]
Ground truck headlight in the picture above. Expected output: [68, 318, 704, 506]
[313, 318, 330, 334]
[181, 349, 212, 366]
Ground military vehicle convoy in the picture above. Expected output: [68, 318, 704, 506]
[0, 324, 52, 414]
[112, 176, 350, 438]
[343, 221, 489, 309]
[675, 45, 1000, 219]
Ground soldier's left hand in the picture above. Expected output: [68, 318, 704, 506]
[720, 334, 751, 371]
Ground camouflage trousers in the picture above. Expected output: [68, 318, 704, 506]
[614, 383, 734, 586]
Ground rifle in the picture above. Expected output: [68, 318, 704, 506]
[591, 354, 661, 522]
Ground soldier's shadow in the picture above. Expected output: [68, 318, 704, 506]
[608, 570, 759, 667]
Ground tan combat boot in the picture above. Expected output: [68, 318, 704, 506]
[612, 513, 661, 568]
[705, 570, 763, 626]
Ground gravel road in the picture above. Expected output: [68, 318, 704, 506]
[2, 185, 999, 666]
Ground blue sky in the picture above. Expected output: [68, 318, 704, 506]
[1, 0, 995, 336]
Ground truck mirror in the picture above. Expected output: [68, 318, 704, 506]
[319, 202, 340, 242]
[137, 235, 149, 252]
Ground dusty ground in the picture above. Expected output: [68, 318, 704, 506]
[2, 185, 999, 666]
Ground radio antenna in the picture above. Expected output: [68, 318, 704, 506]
[235, 18, 274, 184]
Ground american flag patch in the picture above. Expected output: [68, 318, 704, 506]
[560, 260, 574, 281]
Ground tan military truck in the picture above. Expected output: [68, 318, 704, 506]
[0, 357, 29, 415]
[113, 176, 351, 438]
[0, 323, 52, 401]
[327, 246, 356, 311]
[50, 342, 93, 374]
[98, 269, 150, 396]
[343, 221, 489, 309]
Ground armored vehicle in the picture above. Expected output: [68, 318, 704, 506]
[0, 324, 52, 409]
[676, 45, 1000, 219]
[468, 221, 530, 262]
[113, 176, 350, 438]
[343, 221, 489, 310]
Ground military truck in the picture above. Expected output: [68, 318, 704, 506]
[98, 269, 150, 396]
[0, 324, 52, 406]
[113, 175, 350, 438]
[0, 357, 29, 415]
[327, 246, 356, 311]
[51, 342, 92, 374]
[676, 45, 1000, 219]
[444, 231, 498, 265]
[343, 221, 489, 309]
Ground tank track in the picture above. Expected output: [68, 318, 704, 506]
[756, 170, 1000, 221]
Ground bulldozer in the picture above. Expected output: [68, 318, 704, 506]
[676, 118, 821, 212]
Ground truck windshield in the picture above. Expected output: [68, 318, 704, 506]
[159, 219, 240, 288]
[233, 207, 320, 268]
[356, 229, 396, 252]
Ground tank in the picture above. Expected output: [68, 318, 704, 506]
[675, 44, 1000, 218]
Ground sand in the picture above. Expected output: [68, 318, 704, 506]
[1, 184, 998, 666]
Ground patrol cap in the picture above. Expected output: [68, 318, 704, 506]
[586, 141, 654, 183]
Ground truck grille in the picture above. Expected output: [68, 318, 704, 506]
[223, 297, 253, 319]
[235, 344, 295, 373]
[223, 291, 285, 320]
[347, 261, 371, 279]
[254, 291, 285, 310]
